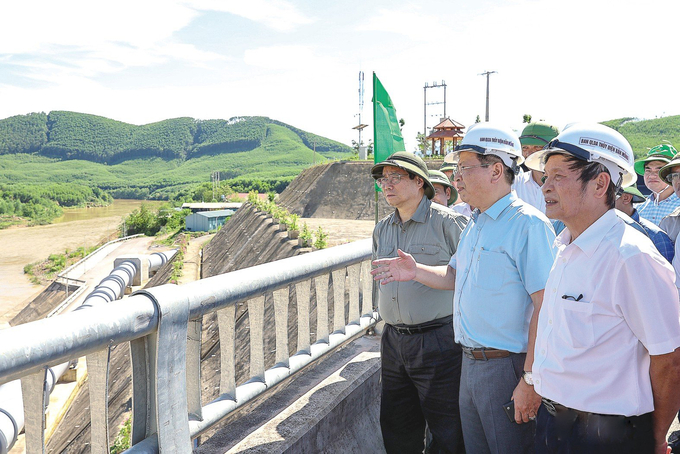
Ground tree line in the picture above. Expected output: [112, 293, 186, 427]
[0, 183, 112, 225]
[0, 111, 352, 163]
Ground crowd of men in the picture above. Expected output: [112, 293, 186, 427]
[369, 122, 680, 454]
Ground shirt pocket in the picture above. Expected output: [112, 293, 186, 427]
[556, 299, 594, 349]
[407, 243, 445, 266]
[474, 249, 507, 291]
[377, 244, 396, 259]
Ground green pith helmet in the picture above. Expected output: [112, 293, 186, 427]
[622, 185, 646, 203]
[439, 161, 457, 173]
[519, 122, 560, 146]
[371, 151, 435, 199]
[658, 155, 680, 183]
[428, 169, 458, 205]
[634, 143, 677, 175]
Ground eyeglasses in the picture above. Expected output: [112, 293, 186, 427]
[376, 173, 407, 188]
[454, 164, 490, 175]
[665, 172, 680, 183]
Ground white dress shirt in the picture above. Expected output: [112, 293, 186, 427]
[533, 209, 680, 416]
[512, 169, 546, 214]
[450, 202, 472, 218]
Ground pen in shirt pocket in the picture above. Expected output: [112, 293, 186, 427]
[561, 293, 584, 301]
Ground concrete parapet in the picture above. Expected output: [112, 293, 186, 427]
[196, 335, 384, 454]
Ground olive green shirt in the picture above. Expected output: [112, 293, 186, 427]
[372, 195, 468, 325]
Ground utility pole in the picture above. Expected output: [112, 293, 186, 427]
[423, 80, 447, 140]
[352, 71, 368, 159]
[479, 70, 497, 121]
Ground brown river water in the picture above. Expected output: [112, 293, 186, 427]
[0, 199, 163, 324]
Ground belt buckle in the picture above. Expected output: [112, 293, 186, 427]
[404, 326, 412, 335]
[542, 399, 557, 417]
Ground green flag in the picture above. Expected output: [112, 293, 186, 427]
[373, 72, 405, 165]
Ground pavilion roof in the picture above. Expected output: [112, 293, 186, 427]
[432, 117, 465, 131]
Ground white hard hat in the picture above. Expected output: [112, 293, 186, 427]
[451, 123, 524, 173]
[525, 122, 635, 188]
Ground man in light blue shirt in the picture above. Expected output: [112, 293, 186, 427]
[635, 143, 680, 226]
[372, 124, 556, 454]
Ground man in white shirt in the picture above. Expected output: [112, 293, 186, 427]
[513, 122, 559, 213]
[525, 123, 680, 454]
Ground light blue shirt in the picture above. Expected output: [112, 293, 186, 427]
[638, 192, 680, 226]
[449, 192, 556, 352]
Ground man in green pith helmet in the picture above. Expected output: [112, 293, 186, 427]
[371, 151, 469, 453]
[614, 184, 674, 262]
[440, 160, 457, 181]
[513, 121, 560, 213]
[428, 169, 458, 208]
[636, 143, 680, 226]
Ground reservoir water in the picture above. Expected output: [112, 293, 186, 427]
[0, 199, 164, 324]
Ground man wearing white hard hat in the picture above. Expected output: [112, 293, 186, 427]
[371, 152, 469, 453]
[372, 124, 556, 453]
[525, 123, 680, 453]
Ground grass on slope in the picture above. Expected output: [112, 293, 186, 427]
[601, 115, 680, 158]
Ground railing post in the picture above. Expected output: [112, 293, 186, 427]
[217, 305, 236, 399]
[87, 348, 111, 453]
[186, 317, 203, 421]
[21, 368, 47, 454]
[130, 285, 192, 453]
[315, 275, 329, 343]
[248, 296, 266, 382]
[361, 260, 373, 315]
[348, 264, 361, 323]
[295, 280, 311, 354]
[332, 269, 346, 333]
[273, 288, 290, 367]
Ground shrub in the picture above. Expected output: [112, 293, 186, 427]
[313, 226, 328, 249]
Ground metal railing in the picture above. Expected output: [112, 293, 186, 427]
[0, 238, 376, 454]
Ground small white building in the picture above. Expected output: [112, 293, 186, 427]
[185, 209, 234, 232]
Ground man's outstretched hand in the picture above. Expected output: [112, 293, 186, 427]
[371, 249, 417, 284]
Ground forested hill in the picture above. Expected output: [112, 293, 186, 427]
[0, 111, 351, 163]
[599, 116, 680, 157]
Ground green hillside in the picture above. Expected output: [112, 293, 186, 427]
[600, 116, 680, 157]
[0, 111, 352, 198]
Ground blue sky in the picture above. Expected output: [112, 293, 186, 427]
[0, 0, 678, 151]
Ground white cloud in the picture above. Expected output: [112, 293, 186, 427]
[243, 45, 317, 70]
[185, 0, 315, 32]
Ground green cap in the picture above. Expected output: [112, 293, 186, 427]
[622, 185, 646, 203]
[634, 143, 677, 175]
[428, 169, 458, 205]
[658, 155, 680, 183]
[371, 151, 435, 199]
[519, 122, 560, 146]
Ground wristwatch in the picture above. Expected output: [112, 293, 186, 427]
[522, 371, 534, 386]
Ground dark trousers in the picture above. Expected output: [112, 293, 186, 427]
[535, 402, 654, 454]
[380, 321, 465, 454]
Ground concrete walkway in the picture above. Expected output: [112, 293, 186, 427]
[178, 233, 214, 285]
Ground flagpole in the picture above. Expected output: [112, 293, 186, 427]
[373, 72, 379, 225]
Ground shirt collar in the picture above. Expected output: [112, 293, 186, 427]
[478, 191, 515, 221]
[566, 209, 618, 258]
[390, 195, 430, 225]
[630, 209, 640, 223]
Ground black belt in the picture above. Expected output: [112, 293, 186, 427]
[389, 316, 451, 335]
[542, 398, 615, 420]
[462, 346, 511, 360]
